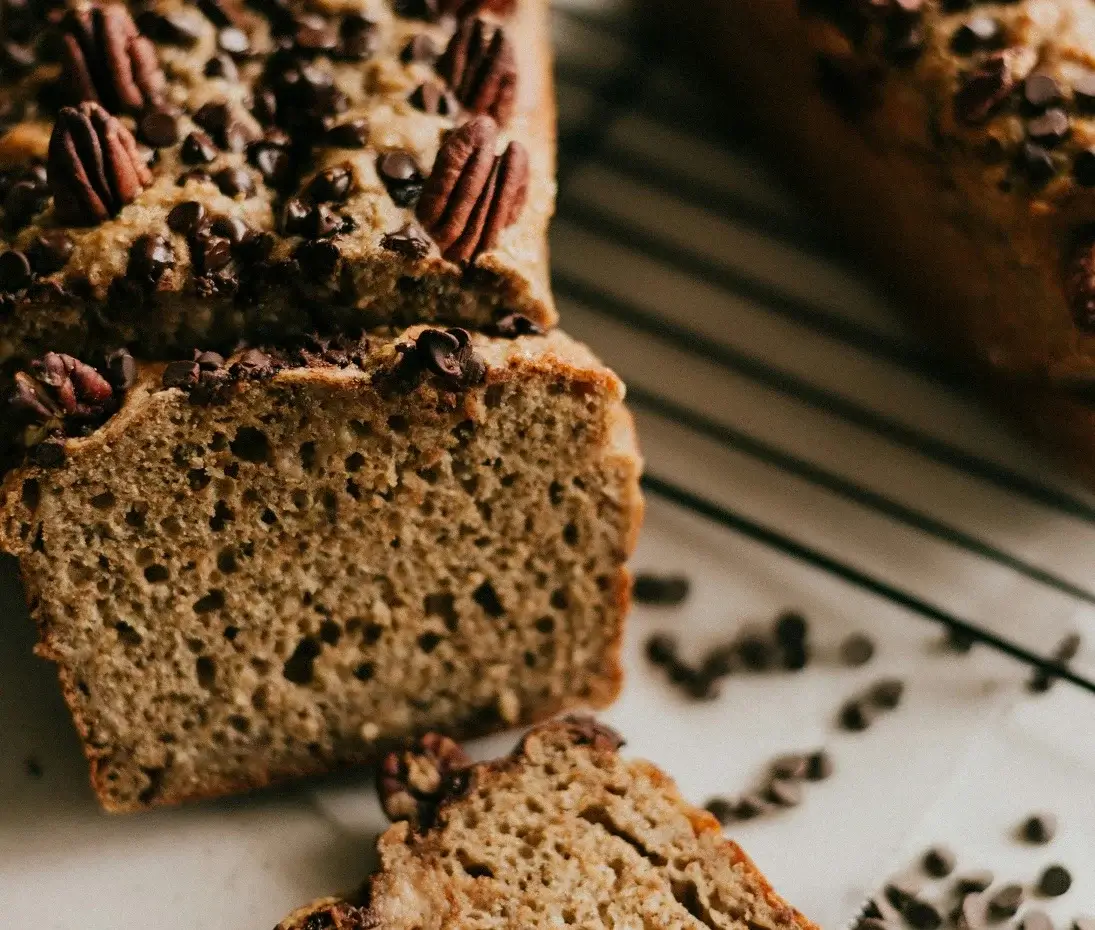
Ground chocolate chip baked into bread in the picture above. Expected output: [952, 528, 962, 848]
[657, 0, 1095, 386]
[0, 331, 642, 811]
[0, 0, 555, 381]
[272, 718, 817, 930]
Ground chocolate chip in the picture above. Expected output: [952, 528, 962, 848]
[700, 644, 736, 679]
[293, 239, 341, 277]
[106, 348, 136, 390]
[381, 223, 431, 258]
[1025, 73, 1063, 110]
[770, 754, 808, 781]
[195, 350, 225, 370]
[766, 778, 802, 807]
[0, 249, 32, 291]
[775, 610, 808, 646]
[127, 234, 175, 286]
[987, 885, 1024, 920]
[903, 899, 942, 930]
[492, 313, 543, 337]
[1020, 811, 1057, 843]
[954, 871, 994, 895]
[205, 53, 239, 80]
[325, 118, 369, 147]
[417, 327, 467, 379]
[1038, 864, 1071, 897]
[162, 360, 199, 388]
[869, 678, 905, 709]
[217, 26, 250, 55]
[645, 633, 677, 665]
[138, 109, 179, 148]
[922, 846, 956, 878]
[857, 920, 889, 930]
[1020, 142, 1056, 184]
[806, 749, 833, 781]
[738, 633, 775, 671]
[338, 13, 377, 59]
[1022, 912, 1054, 930]
[281, 197, 311, 235]
[633, 573, 689, 605]
[704, 797, 735, 825]
[685, 673, 721, 702]
[167, 200, 206, 235]
[214, 167, 255, 197]
[301, 203, 342, 238]
[251, 87, 277, 125]
[307, 165, 352, 202]
[839, 699, 873, 731]
[943, 626, 976, 653]
[248, 142, 293, 187]
[181, 130, 218, 164]
[733, 793, 769, 820]
[377, 151, 424, 207]
[401, 33, 438, 65]
[1028, 108, 1069, 145]
[410, 81, 457, 116]
[194, 235, 233, 274]
[841, 632, 876, 667]
[28, 232, 74, 275]
[951, 16, 1001, 55]
[210, 215, 251, 245]
[1075, 73, 1095, 110]
[29, 439, 66, 467]
[955, 52, 1024, 125]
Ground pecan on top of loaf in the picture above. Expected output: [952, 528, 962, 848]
[0, 0, 555, 365]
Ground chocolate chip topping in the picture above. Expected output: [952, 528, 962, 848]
[162, 359, 200, 388]
[60, 4, 166, 114]
[437, 18, 517, 126]
[181, 130, 218, 164]
[213, 166, 256, 197]
[324, 117, 370, 148]
[48, 102, 153, 226]
[553, 715, 626, 752]
[840, 632, 876, 666]
[987, 884, 1024, 919]
[307, 165, 353, 203]
[377, 151, 425, 207]
[1038, 864, 1072, 897]
[380, 326, 487, 393]
[951, 16, 1002, 55]
[1020, 811, 1058, 843]
[1027, 108, 1069, 145]
[922, 846, 956, 878]
[127, 234, 175, 287]
[633, 572, 690, 604]
[167, 200, 207, 235]
[0, 249, 32, 292]
[377, 732, 472, 830]
[138, 108, 180, 148]
[1025, 73, 1063, 110]
[954, 49, 1035, 125]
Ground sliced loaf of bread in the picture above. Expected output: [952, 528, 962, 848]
[0, 330, 641, 811]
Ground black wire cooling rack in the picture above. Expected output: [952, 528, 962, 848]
[548, 2, 1095, 696]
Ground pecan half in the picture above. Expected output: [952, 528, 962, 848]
[416, 116, 528, 261]
[437, 17, 516, 125]
[48, 102, 152, 226]
[377, 732, 472, 830]
[61, 4, 165, 113]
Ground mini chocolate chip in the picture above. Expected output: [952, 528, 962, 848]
[205, 53, 239, 80]
[922, 846, 956, 878]
[869, 678, 905, 709]
[1025, 73, 1063, 109]
[307, 165, 352, 202]
[29, 439, 66, 467]
[218, 26, 250, 55]
[381, 223, 431, 258]
[401, 33, 438, 65]
[1022, 912, 1054, 930]
[841, 632, 876, 667]
[325, 118, 369, 147]
[210, 215, 250, 244]
[1038, 864, 1071, 897]
[645, 633, 678, 666]
[1028, 108, 1069, 145]
[733, 793, 769, 820]
[806, 749, 833, 781]
[766, 778, 802, 807]
[139, 109, 179, 148]
[106, 348, 137, 390]
[338, 13, 377, 59]
[195, 235, 233, 273]
[633, 573, 689, 605]
[704, 797, 735, 825]
[738, 633, 774, 671]
[839, 699, 873, 731]
[377, 151, 424, 207]
[181, 131, 218, 164]
[903, 899, 942, 930]
[28, 232, 74, 275]
[248, 142, 293, 187]
[492, 313, 543, 337]
[127, 235, 175, 286]
[943, 626, 977, 652]
[954, 871, 994, 895]
[775, 610, 808, 645]
[686, 673, 721, 701]
[214, 167, 255, 197]
[410, 81, 457, 116]
[0, 249, 32, 291]
[162, 360, 200, 388]
[987, 885, 1024, 920]
[167, 201, 207, 235]
[951, 16, 1001, 55]
[770, 754, 808, 781]
[1020, 811, 1058, 843]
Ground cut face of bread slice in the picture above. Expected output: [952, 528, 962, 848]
[0, 331, 642, 811]
[274, 718, 816, 930]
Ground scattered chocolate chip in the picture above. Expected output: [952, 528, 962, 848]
[1075, 73, 1095, 111]
[645, 633, 678, 666]
[127, 234, 175, 287]
[839, 699, 873, 731]
[307, 165, 353, 202]
[382, 223, 432, 259]
[401, 33, 438, 65]
[806, 749, 833, 781]
[1025, 73, 1063, 110]
[1019, 141, 1056, 184]
[775, 610, 808, 646]
[492, 313, 543, 337]
[951, 16, 1001, 55]
[338, 13, 377, 60]
[922, 846, 956, 878]
[0, 249, 32, 291]
[704, 796, 735, 825]
[27, 232, 74, 275]
[869, 678, 905, 709]
[903, 898, 942, 930]
[293, 239, 341, 277]
[1027, 632, 1081, 693]
[194, 350, 226, 371]
[205, 53, 239, 80]
[106, 348, 136, 390]
[1028, 108, 1069, 145]
[194, 235, 233, 274]
[167, 200, 207, 235]
[377, 150, 425, 207]
[162, 360, 200, 388]
[138, 109, 179, 148]
[410, 80, 458, 116]
[1074, 149, 1095, 186]
[181, 130, 218, 164]
[210, 215, 251, 245]
[770, 753, 809, 781]
[885, 878, 921, 911]
[700, 643, 737, 679]
[954, 871, 994, 895]
[248, 141, 294, 188]
[841, 632, 876, 667]
[987, 885, 1024, 920]
[633, 573, 689, 605]
[213, 166, 255, 197]
[767, 778, 802, 807]
[28, 439, 66, 467]
[738, 633, 775, 671]
[324, 118, 369, 148]
[943, 626, 976, 653]
[733, 793, 769, 820]
[1038, 864, 1071, 897]
[1020, 811, 1058, 843]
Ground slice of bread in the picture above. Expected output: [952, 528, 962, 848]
[0, 330, 642, 811]
[274, 718, 816, 930]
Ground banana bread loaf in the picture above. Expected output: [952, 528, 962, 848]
[0, 0, 556, 382]
[656, 0, 1095, 385]
[0, 330, 642, 811]
[272, 718, 816, 930]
